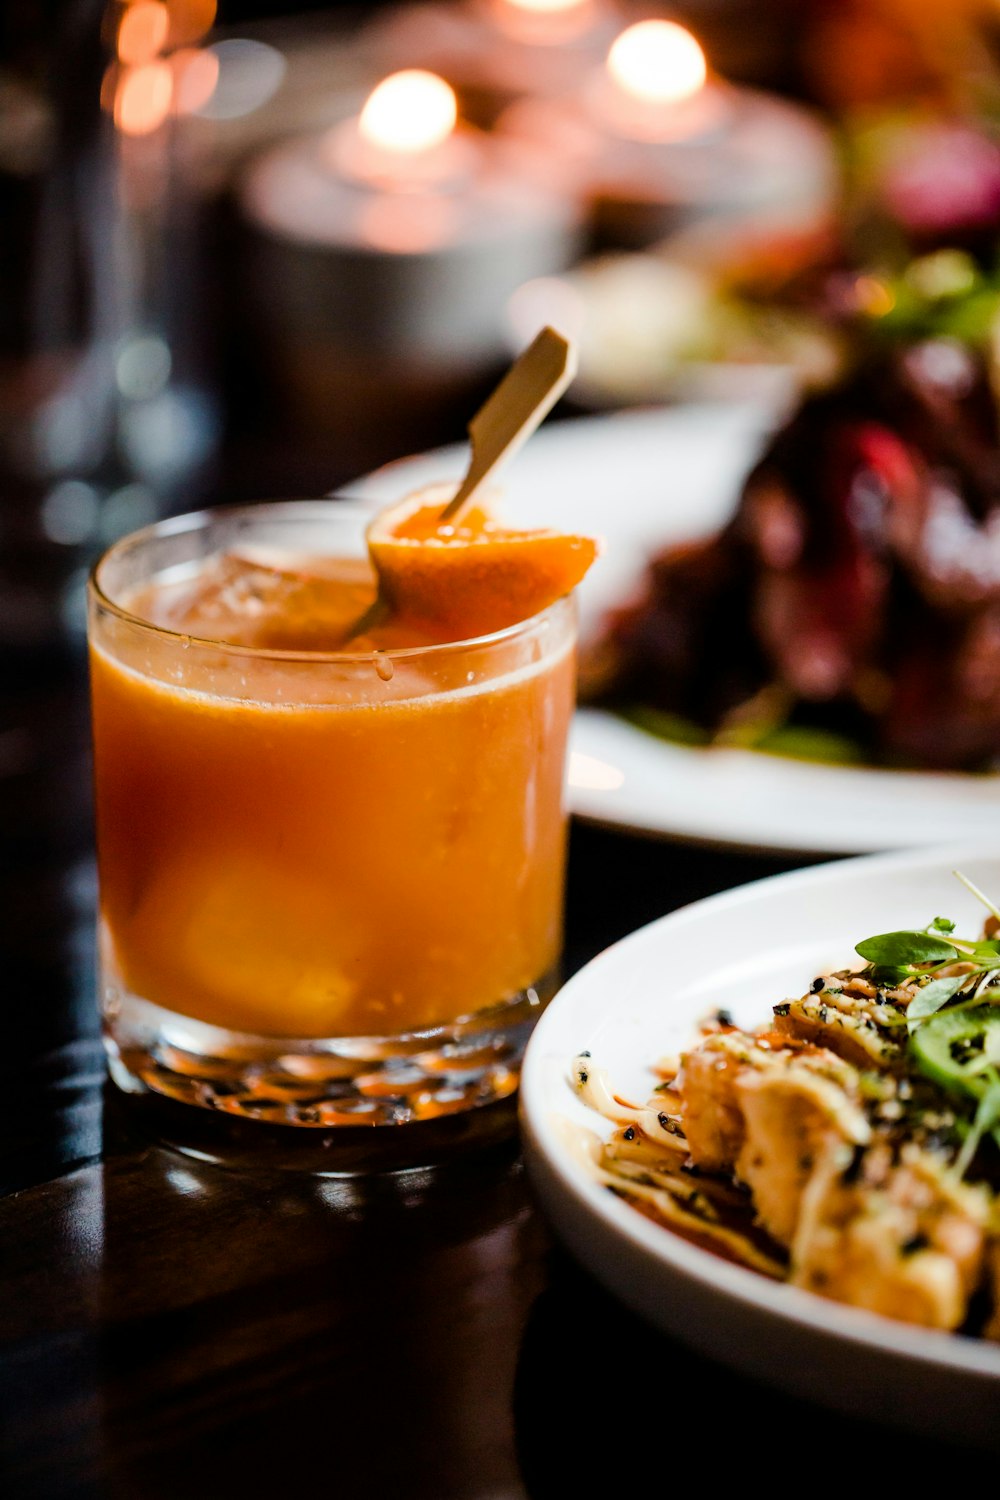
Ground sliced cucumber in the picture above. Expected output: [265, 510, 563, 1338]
[910, 1006, 1000, 1098]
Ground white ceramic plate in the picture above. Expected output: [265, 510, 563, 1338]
[350, 404, 1000, 855]
[520, 844, 1000, 1444]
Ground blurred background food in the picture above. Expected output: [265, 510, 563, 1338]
[585, 110, 1000, 772]
[7, 0, 1000, 723]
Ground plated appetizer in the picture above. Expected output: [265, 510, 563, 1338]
[571, 875, 1000, 1335]
[588, 253, 1000, 771]
[587, 115, 1000, 772]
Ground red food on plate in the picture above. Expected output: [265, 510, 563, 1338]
[592, 335, 1000, 770]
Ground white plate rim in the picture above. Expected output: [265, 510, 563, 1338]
[520, 840, 1000, 1381]
[570, 708, 1000, 857]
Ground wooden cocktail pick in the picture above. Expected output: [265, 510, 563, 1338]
[438, 325, 578, 522]
[343, 325, 578, 645]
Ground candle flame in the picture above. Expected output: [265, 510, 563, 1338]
[607, 20, 707, 106]
[358, 71, 457, 155]
[505, 0, 587, 12]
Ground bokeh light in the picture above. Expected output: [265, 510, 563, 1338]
[359, 72, 457, 155]
[172, 47, 220, 115]
[607, 21, 707, 106]
[114, 60, 173, 135]
[196, 39, 286, 120]
[165, 0, 217, 48]
[506, 0, 588, 12]
[117, 3, 170, 66]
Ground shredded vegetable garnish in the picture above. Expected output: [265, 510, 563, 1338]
[568, 1054, 787, 1279]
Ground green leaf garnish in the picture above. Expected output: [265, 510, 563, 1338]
[954, 1076, 1000, 1180]
[950, 939, 1000, 961]
[870, 964, 914, 987]
[929, 917, 956, 934]
[906, 975, 967, 1033]
[855, 931, 959, 967]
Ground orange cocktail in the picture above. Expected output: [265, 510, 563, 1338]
[88, 501, 581, 1136]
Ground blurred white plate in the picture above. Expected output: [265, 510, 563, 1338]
[350, 403, 1000, 855]
[520, 844, 1000, 1444]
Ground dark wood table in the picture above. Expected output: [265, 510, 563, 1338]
[2, 658, 995, 1497]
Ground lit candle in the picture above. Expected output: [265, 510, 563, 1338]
[483, 0, 608, 46]
[362, 0, 622, 126]
[598, 20, 720, 141]
[497, 20, 837, 249]
[237, 70, 584, 460]
[326, 69, 472, 192]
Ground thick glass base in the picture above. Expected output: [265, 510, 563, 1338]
[102, 972, 557, 1173]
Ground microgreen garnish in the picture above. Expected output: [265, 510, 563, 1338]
[850, 871, 1000, 1046]
[905, 975, 966, 1033]
[869, 965, 912, 987]
[952, 870, 1000, 925]
[953, 939, 1000, 961]
[854, 931, 958, 967]
[953, 1074, 1000, 1179]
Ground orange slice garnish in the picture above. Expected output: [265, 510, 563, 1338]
[367, 485, 599, 640]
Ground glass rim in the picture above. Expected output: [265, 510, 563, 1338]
[88, 497, 576, 664]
